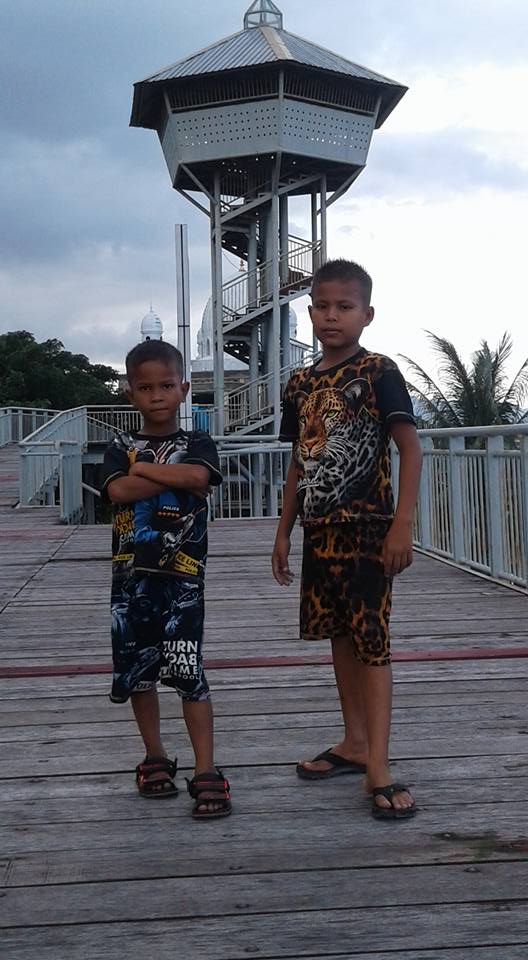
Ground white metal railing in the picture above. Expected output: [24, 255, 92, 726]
[213, 427, 528, 590]
[86, 406, 142, 435]
[396, 425, 528, 589]
[211, 442, 291, 519]
[0, 407, 59, 446]
[18, 440, 83, 523]
[19, 407, 90, 520]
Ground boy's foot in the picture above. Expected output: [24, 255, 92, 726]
[364, 773, 416, 819]
[297, 742, 368, 779]
[135, 756, 178, 798]
[370, 783, 416, 820]
[186, 768, 232, 819]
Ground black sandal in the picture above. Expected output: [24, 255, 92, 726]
[371, 783, 416, 820]
[186, 768, 232, 819]
[296, 749, 367, 780]
[135, 756, 178, 799]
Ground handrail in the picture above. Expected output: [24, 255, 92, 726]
[0, 407, 60, 446]
[211, 427, 528, 590]
[222, 238, 321, 323]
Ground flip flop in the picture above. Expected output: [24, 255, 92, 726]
[296, 749, 367, 780]
[371, 783, 416, 820]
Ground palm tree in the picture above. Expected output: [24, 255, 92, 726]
[400, 332, 528, 427]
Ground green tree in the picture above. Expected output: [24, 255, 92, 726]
[400, 332, 528, 427]
[0, 331, 120, 408]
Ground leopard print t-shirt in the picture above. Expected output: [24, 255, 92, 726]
[280, 349, 415, 525]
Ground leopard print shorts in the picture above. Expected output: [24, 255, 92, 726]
[300, 518, 392, 666]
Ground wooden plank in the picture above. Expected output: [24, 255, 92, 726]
[2, 769, 527, 823]
[3, 797, 528, 888]
[2, 902, 528, 959]
[2, 861, 527, 928]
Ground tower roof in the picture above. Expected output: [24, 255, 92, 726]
[131, 8, 406, 130]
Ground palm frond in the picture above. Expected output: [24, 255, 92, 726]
[502, 357, 528, 407]
[425, 331, 475, 402]
[490, 332, 513, 398]
[398, 354, 461, 425]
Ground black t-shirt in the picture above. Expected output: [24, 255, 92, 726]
[101, 430, 222, 583]
[280, 348, 415, 524]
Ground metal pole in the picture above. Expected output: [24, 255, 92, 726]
[311, 187, 319, 354]
[175, 224, 193, 432]
[279, 193, 290, 370]
[271, 191, 281, 435]
[320, 172, 328, 264]
[211, 173, 225, 435]
[248, 221, 259, 418]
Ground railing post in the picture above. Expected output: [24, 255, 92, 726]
[519, 437, 528, 586]
[448, 436, 465, 562]
[486, 435, 505, 578]
[58, 441, 83, 524]
[417, 436, 434, 549]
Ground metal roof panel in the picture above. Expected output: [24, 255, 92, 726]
[140, 26, 403, 88]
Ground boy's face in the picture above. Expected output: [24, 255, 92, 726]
[126, 360, 189, 431]
[309, 278, 374, 352]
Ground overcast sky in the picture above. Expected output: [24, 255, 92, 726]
[1, 0, 527, 381]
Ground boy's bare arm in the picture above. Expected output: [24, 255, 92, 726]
[106, 475, 166, 504]
[382, 422, 423, 577]
[272, 456, 299, 585]
[129, 461, 211, 497]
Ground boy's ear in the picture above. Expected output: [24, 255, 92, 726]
[365, 306, 375, 326]
[295, 389, 309, 411]
[181, 380, 190, 398]
[125, 382, 133, 403]
[308, 304, 313, 321]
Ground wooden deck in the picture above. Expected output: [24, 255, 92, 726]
[1, 443, 528, 959]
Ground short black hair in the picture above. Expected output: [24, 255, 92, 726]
[311, 259, 373, 305]
[126, 340, 184, 383]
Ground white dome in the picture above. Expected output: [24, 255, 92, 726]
[289, 306, 298, 340]
[141, 308, 163, 341]
[195, 297, 248, 370]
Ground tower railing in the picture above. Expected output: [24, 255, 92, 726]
[222, 352, 317, 431]
[222, 237, 321, 324]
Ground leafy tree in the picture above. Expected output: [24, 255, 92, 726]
[400, 332, 528, 427]
[0, 331, 120, 408]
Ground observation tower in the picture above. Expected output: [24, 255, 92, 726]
[130, 0, 407, 434]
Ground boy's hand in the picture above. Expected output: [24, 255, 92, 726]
[272, 534, 294, 586]
[382, 519, 413, 577]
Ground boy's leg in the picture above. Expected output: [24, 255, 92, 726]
[131, 687, 174, 793]
[183, 699, 228, 815]
[297, 637, 368, 773]
[359, 661, 414, 812]
[182, 698, 214, 773]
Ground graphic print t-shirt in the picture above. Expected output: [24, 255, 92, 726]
[101, 430, 222, 583]
[279, 349, 415, 524]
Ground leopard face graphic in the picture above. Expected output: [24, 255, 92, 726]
[294, 378, 380, 520]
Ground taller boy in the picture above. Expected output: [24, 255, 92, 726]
[101, 340, 231, 818]
[272, 260, 422, 819]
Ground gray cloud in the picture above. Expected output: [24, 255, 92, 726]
[360, 129, 528, 199]
[1, 0, 526, 370]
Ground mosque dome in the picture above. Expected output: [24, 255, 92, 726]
[289, 305, 298, 340]
[140, 307, 163, 341]
[193, 297, 247, 371]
